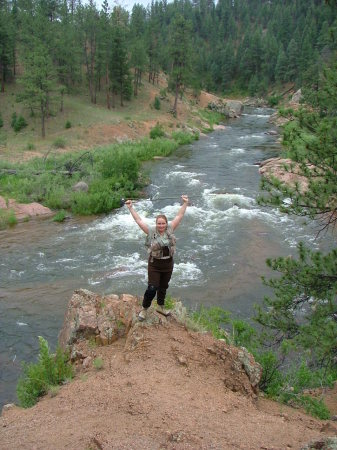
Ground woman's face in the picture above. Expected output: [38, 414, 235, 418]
[156, 217, 167, 234]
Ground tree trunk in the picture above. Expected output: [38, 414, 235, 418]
[41, 103, 46, 138]
[134, 68, 138, 97]
[173, 80, 179, 115]
[60, 92, 64, 112]
[106, 66, 110, 109]
[120, 80, 123, 106]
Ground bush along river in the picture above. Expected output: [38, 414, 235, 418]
[0, 106, 327, 408]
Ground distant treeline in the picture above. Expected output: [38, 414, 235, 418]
[0, 0, 336, 105]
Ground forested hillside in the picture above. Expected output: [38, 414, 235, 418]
[0, 0, 336, 117]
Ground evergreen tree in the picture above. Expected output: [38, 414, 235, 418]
[168, 14, 192, 116]
[18, 44, 58, 137]
[257, 60, 337, 370]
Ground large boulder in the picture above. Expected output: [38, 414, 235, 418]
[208, 99, 243, 118]
[0, 195, 52, 220]
[58, 289, 139, 351]
[259, 157, 309, 192]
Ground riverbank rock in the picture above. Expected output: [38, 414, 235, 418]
[208, 99, 243, 118]
[0, 195, 53, 220]
[268, 111, 291, 126]
[259, 157, 309, 191]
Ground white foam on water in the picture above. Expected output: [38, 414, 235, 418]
[55, 258, 77, 263]
[165, 170, 206, 181]
[38, 252, 45, 257]
[250, 114, 270, 118]
[9, 270, 25, 278]
[251, 134, 264, 138]
[203, 189, 255, 209]
[88, 253, 147, 285]
[172, 261, 203, 287]
[230, 147, 245, 154]
[16, 321, 28, 327]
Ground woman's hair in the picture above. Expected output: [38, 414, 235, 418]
[156, 214, 168, 224]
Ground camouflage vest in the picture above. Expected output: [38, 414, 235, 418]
[145, 224, 176, 260]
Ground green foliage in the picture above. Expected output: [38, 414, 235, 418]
[191, 306, 231, 340]
[11, 113, 27, 132]
[154, 96, 161, 110]
[93, 357, 104, 370]
[0, 137, 180, 216]
[188, 304, 334, 418]
[149, 123, 165, 139]
[17, 336, 73, 408]
[65, 121, 72, 129]
[26, 143, 35, 150]
[267, 95, 282, 107]
[52, 210, 67, 222]
[0, 209, 17, 229]
[53, 138, 66, 148]
[0, 113, 3, 128]
[171, 131, 198, 145]
[255, 243, 337, 369]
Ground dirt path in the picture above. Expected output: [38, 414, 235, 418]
[1, 319, 335, 450]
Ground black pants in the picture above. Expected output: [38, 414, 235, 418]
[142, 257, 174, 308]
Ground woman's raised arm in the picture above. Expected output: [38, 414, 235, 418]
[125, 200, 149, 234]
[171, 195, 189, 231]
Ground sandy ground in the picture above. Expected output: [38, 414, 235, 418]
[1, 318, 336, 450]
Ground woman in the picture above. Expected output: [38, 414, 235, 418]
[125, 195, 189, 321]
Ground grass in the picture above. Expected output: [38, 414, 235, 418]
[93, 357, 104, 370]
[0, 208, 18, 229]
[17, 336, 73, 408]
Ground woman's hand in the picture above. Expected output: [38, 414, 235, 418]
[181, 195, 189, 204]
[125, 200, 133, 209]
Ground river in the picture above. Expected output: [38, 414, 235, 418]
[0, 107, 323, 408]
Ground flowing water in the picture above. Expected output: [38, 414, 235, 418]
[0, 107, 325, 407]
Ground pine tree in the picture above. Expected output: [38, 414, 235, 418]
[168, 14, 192, 116]
[18, 44, 58, 137]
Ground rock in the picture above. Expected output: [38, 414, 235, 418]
[259, 157, 309, 192]
[301, 436, 337, 450]
[268, 112, 290, 127]
[207, 99, 243, 118]
[58, 289, 139, 351]
[225, 100, 244, 118]
[291, 88, 302, 104]
[320, 422, 337, 434]
[237, 347, 262, 387]
[1, 404, 16, 415]
[72, 181, 89, 192]
[82, 356, 92, 369]
[264, 130, 278, 135]
[0, 195, 53, 220]
[331, 415, 337, 421]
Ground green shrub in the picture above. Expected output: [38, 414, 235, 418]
[0, 209, 17, 229]
[11, 112, 17, 128]
[171, 131, 198, 145]
[65, 120, 72, 129]
[93, 357, 104, 370]
[191, 306, 231, 340]
[53, 138, 66, 148]
[11, 113, 28, 132]
[52, 210, 67, 222]
[268, 95, 282, 107]
[150, 123, 165, 139]
[154, 96, 161, 110]
[26, 142, 35, 150]
[0, 113, 3, 128]
[159, 88, 167, 98]
[17, 336, 73, 408]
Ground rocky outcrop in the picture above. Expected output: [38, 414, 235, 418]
[208, 99, 243, 118]
[0, 195, 53, 220]
[59, 289, 262, 397]
[58, 289, 139, 351]
[259, 157, 309, 192]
